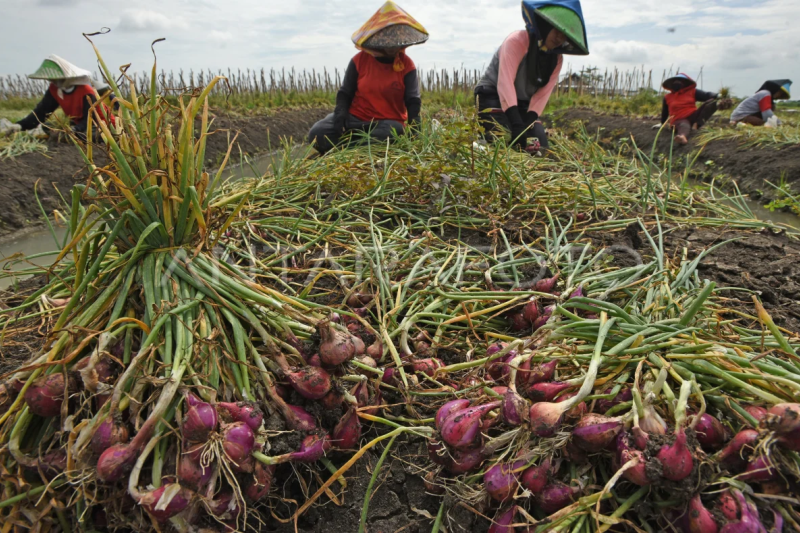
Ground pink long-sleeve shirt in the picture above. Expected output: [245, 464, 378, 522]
[481, 30, 563, 116]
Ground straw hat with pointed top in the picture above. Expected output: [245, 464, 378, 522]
[352, 1, 429, 51]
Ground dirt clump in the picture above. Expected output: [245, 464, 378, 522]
[593, 223, 800, 332]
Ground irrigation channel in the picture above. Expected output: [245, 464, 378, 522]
[1, 144, 798, 291]
[2, 82, 800, 533]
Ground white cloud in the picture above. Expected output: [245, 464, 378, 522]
[117, 9, 187, 33]
[0, 0, 797, 98]
[37, 0, 81, 5]
[594, 41, 651, 64]
[210, 31, 233, 44]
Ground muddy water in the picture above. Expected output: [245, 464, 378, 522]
[736, 198, 800, 228]
[0, 228, 67, 290]
[1, 146, 798, 290]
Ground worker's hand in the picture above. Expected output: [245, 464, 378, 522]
[29, 124, 48, 140]
[0, 118, 21, 137]
[510, 124, 528, 149]
[765, 116, 780, 129]
[652, 123, 663, 130]
[49, 129, 73, 144]
[332, 110, 347, 135]
[523, 111, 539, 128]
[504, 106, 528, 149]
[717, 98, 733, 111]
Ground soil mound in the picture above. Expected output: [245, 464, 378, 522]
[0, 107, 331, 238]
[551, 107, 800, 204]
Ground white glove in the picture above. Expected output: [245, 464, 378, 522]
[765, 116, 779, 129]
[652, 123, 663, 130]
[29, 124, 48, 139]
[0, 118, 21, 136]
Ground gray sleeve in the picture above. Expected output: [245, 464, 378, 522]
[731, 90, 771, 122]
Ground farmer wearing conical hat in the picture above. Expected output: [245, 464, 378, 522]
[308, 1, 428, 154]
[655, 73, 730, 146]
[730, 80, 792, 127]
[0, 55, 115, 141]
[474, 0, 589, 154]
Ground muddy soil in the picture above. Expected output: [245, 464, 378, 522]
[550, 108, 800, 204]
[0, 276, 48, 376]
[261, 438, 485, 533]
[0, 107, 331, 239]
[592, 224, 800, 333]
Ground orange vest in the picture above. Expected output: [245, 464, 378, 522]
[348, 52, 414, 123]
[48, 83, 116, 126]
[664, 85, 697, 124]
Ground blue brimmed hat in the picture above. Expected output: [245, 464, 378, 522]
[759, 80, 792, 100]
[662, 73, 696, 92]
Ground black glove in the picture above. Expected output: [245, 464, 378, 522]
[333, 109, 347, 135]
[333, 90, 352, 135]
[523, 110, 539, 128]
[505, 106, 527, 148]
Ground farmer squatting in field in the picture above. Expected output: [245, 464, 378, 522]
[473, 0, 589, 156]
[307, 1, 427, 154]
[0, 55, 115, 142]
[730, 79, 792, 127]
[654, 73, 732, 145]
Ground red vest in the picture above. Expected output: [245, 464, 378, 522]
[664, 85, 698, 124]
[48, 83, 115, 126]
[348, 52, 415, 123]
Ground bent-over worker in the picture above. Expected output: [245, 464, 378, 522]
[0, 55, 115, 141]
[656, 73, 728, 145]
[730, 80, 792, 127]
[474, 0, 589, 155]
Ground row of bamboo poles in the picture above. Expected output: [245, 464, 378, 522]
[0, 65, 687, 100]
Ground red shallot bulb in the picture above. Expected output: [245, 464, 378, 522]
[90, 417, 129, 455]
[656, 429, 693, 481]
[182, 393, 218, 442]
[572, 414, 623, 451]
[217, 401, 263, 432]
[24, 373, 68, 418]
[138, 484, 194, 522]
[222, 422, 256, 472]
[483, 460, 525, 502]
[440, 401, 500, 450]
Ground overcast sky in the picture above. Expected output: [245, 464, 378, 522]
[0, 0, 797, 98]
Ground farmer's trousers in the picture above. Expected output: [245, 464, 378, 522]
[475, 92, 550, 150]
[674, 100, 718, 137]
[737, 114, 765, 126]
[308, 113, 405, 154]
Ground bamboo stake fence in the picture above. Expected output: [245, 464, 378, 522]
[1, 65, 680, 101]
